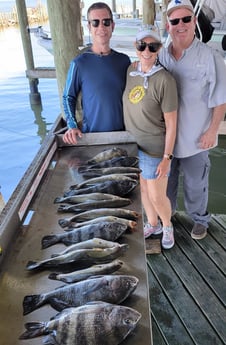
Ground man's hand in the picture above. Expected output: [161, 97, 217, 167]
[63, 128, 82, 145]
[198, 130, 216, 150]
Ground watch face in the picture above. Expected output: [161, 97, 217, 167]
[169, 154, 173, 160]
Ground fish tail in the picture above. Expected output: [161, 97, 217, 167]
[42, 235, 59, 249]
[54, 196, 63, 203]
[57, 205, 70, 212]
[19, 322, 47, 339]
[48, 272, 58, 280]
[23, 294, 45, 315]
[26, 260, 41, 270]
[58, 218, 70, 228]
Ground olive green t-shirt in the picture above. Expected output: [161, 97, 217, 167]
[123, 65, 178, 157]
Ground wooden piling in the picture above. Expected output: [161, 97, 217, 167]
[15, 0, 41, 105]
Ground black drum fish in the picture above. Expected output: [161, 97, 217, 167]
[58, 208, 140, 228]
[41, 221, 128, 249]
[63, 179, 138, 197]
[78, 155, 139, 172]
[22, 274, 139, 314]
[87, 147, 128, 164]
[26, 244, 129, 270]
[48, 259, 124, 283]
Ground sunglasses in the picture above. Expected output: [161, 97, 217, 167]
[88, 18, 112, 27]
[169, 15, 194, 26]
[136, 41, 162, 53]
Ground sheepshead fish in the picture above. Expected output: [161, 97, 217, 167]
[64, 179, 138, 197]
[87, 147, 128, 164]
[26, 244, 129, 270]
[48, 259, 124, 283]
[19, 302, 141, 345]
[22, 274, 139, 314]
[78, 155, 139, 172]
[58, 208, 140, 228]
[81, 166, 141, 178]
[57, 197, 131, 213]
[41, 221, 128, 249]
[70, 174, 139, 190]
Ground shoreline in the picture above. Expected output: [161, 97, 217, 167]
[0, 4, 48, 28]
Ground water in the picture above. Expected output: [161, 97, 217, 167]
[0, 25, 60, 202]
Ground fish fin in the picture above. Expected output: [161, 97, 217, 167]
[69, 184, 78, 190]
[48, 273, 58, 280]
[23, 295, 44, 315]
[48, 273, 60, 281]
[26, 261, 40, 270]
[43, 334, 57, 345]
[58, 218, 70, 228]
[42, 235, 59, 249]
[53, 197, 63, 204]
[57, 204, 71, 212]
[78, 166, 88, 173]
[19, 322, 46, 339]
[50, 298, 69, 311]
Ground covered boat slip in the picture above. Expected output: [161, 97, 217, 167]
[0, 123, 152, 345]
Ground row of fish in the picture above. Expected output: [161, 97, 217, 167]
[20, 147, 142, 344]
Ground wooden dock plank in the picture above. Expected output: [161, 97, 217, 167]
[147, 263, 194, 345]
[151, 318, 168, 345]
[174, 213, 226, 274]
[147, 212, 226, 345]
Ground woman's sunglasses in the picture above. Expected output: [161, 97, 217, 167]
[136, 41, 162, 53]
[89, 18, 112, 27]
[169, 15, 194, 26]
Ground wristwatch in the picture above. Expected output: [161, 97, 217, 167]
[164, 153, 174, 160]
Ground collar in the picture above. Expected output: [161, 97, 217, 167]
[130, 63, 163, 89]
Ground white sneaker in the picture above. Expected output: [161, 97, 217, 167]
[162, 224, 175, 249]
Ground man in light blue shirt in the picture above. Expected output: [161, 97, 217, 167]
[159, 0, 226, 239]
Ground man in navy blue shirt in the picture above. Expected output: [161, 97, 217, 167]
[62, 2, 130, 144]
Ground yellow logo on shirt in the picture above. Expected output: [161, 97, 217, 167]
[129, 85, 145, 104]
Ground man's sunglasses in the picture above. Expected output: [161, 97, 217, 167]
[136, 41, 162, 53]
[169, 15, 194, 26]
[89, 18, 112, 27]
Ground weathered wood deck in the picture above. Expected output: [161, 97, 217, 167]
[147, 212, 226, 345]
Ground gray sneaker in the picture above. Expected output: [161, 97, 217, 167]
[191, 223, 207, 240]
[144, 221, 162, 239]
[162, 224, 175, 249]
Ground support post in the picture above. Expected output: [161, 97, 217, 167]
[143, 0, 155, 24]
[15, 0, 41, 105]
[47, 0, 82, 116]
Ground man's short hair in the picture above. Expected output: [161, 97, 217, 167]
[87, 2, 113, 20]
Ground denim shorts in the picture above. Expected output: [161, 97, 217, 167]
[138, 149, 167, 180]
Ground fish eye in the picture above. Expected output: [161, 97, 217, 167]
[124, 318, 132, 324]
